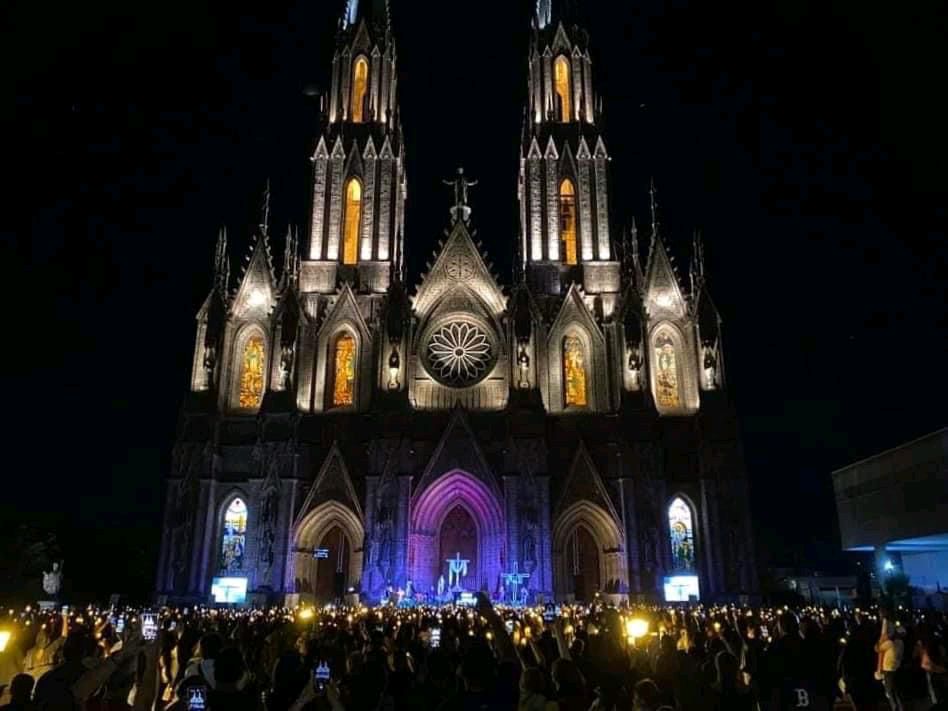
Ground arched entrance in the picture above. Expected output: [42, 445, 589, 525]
[313, 525, 351, 602]
[564, 525, 601, 601]
[409, 470, 505, 595]
[553, 500, 627, 600]
[292, 501, 363, 601]
[438, 504, 479, 589]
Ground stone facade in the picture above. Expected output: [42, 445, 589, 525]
[157, 1, 757, 604]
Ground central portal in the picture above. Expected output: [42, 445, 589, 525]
[438, 505, 478, 590]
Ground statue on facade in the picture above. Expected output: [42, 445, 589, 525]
[42, 561, 63, 599]
[627, 346, 643, 388]
[443, 167, 478, 223]
[280, 342, 295, 391]
[517, 344, 530, 389]
[702, 344, 718, 389]
[202, 345, 217, 389]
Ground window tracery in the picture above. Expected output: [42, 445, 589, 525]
[331, 333, 356, 407]
[668, 497, 695, 571]
[221, 498, 247, 571]
[343, 178, 362, 265]
[350, 56, 369, 123]
[654, 331, 681, 409]
[238, 335, 265, 409]
[563, 335, 587, 407]
[554, 56, 572, 122]
[559, 179, 578, 265]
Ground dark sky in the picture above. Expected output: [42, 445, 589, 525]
[6, 0, 947, 598]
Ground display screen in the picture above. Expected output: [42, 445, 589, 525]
[187, 686, 207, 711]
[663, 575, 700, 602]
[141, 613, 158, 641]
[211, 576, 248, 604]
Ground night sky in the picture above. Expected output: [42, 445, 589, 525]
[7, 0, 947, 599]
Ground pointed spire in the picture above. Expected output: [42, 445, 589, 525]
[630, 218, 642, 279]
[536, 0, 552, 29]
[649, 177, 660, 241]
[213, 226, 230, 295]
[259, 179, 271, 236]
[282, 227, 299, 289]
[692, 229, 705, 281]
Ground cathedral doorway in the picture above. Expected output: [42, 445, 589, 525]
[292, 501, 364, 602]
[552, 500, 627, 601]
[409, 469, 505, 595]
[564, 525, 601, 601]
[313, 525, 350, 602]
[438, 504, 478, 591]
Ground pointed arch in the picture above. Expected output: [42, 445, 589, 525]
[350, 55, 369, 123]
[219, 493, 249, 573]
[559, 178, 578, 265]
[562, 334, 587, 407]
[292, 500, 364, 598]
[552, 500, 626, 600]
[231, 324, 268, 412]
[667, 495, 697, 572]
[648, 322, 699, 414]
[342, 178, 362, 265]
[554, 55, 572, 122]
[328, 332, 357, 408]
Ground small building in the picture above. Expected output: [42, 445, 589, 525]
[833, 428, 948, 594]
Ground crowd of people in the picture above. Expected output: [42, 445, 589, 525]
[0, 596, 944, 711]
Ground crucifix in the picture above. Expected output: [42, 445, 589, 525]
[442, 167, 478, 223]
[445, 551, 470, 590]
[501, 561, 530, 605]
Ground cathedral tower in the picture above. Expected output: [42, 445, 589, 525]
[304, 0, 405, 296]
[519, 1, 620, 315]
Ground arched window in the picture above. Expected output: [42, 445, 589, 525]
[563, 335, 587, 407]
[238, 334, 265, 409]
[342, 178, 362, 266]
[668, 497, 695, 571]
[330, 333, 356, 407]
[221, 498, 248, 571]
[559, 178, 578, 265]
[653, 330, 681, 409]
[350, 56, 369, 123]
[554, 56, 572, 122]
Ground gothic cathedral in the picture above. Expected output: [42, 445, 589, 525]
[157, 0, 757, 605]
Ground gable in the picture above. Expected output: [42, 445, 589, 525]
[645, 238, 687, 319]
[412, 221, 506, 319]
[294, 443, 362, 526]
[554, 442, 621, 525]
[547, 284, 603, 346]
[413, 409, 501, 502]
[231, 234, 275, 321]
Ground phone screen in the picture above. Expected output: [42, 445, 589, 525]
[313, 661, 331, 692]
[61, 605, 70, 615]
[430, 627, 441, 648]
[141, 612, 158, 642]
[760, 625, 769, 639]
[116, 616, 126, 635]
[186, 686, 207, 711]
[505, 620, 515, 634]
[543, 604, 556, 623]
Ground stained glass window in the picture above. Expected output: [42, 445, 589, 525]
[654, 331, 681, 409]
[238, 335, 265, 409]
[343, 179, 361, 266]
[554, 56, 572, 122]
[331, 333, 356, 407]
[350, 56, 368, 123]
[559, 179, 578, 266]
[563, 335, 587, 407]
[221, 498, 247, 571]
[668, 497, 695, 571]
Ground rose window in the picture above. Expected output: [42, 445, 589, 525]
[426, 322, 494, 386]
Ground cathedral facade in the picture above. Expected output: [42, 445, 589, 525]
[156, 0, 758, 605]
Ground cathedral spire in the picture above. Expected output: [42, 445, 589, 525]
[342, 0, 390, 30]
[259, 179, 271, 236]
[213, 226, 230, 296]
[649, 177, 660, 242]
[282, 226, 299, 289]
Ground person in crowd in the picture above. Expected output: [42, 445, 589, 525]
[0, 674, 36, 711]
[876, 618, 906, 711]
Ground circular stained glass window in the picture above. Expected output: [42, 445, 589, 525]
[425, 321, 495, 387]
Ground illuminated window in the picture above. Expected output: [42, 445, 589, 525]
[221, 498, 248, 571]
[563, 335, 587, 407]
[668, 497, 695, 571]
[350, 56, 369, 123]
[559, 179, 578, 265]
[554, 56, 572, 122]
[343, 178, 362, 265]
[238, 335, 265, 409]
[330, 333, 356, 407]
[654, 331, 681, 409]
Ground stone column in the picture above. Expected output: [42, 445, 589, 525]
[537, 475, 554, 597]
[618, 478, 641, 593]
[503, 476, 520, 579]
[394, 475, 412, 588]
